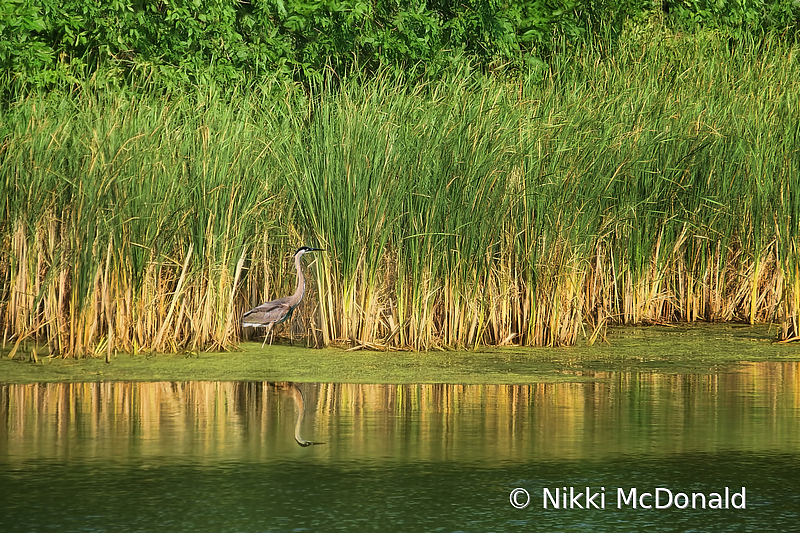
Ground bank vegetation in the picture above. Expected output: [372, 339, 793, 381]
[1, 25, 798, 357]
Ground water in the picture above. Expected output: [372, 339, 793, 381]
[1, 362, 799, 531]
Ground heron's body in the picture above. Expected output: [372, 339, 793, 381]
[242, 246, 322, 346]
[241, 295, 298, 329]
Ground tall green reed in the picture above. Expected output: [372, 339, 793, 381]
[1, 27, 798, 357]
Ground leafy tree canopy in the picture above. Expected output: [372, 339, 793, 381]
[1, 0, 798, 91]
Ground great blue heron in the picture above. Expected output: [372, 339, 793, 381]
[242, 246, 323, 346]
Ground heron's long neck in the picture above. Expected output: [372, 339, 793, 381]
[291, 386, 309, 446]
[291, 253, 306, 302]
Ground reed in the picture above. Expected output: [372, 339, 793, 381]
[1, 28, 798, 356]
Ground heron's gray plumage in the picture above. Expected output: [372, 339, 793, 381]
[241, 297, 296, 328]
[242, 246, 322, 346]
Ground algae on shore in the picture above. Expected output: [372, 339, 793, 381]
[1, 325, 798, 385]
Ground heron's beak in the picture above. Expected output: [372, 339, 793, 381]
[296, 440, 324, 447]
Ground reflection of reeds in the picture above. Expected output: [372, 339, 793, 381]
[1, 31, 798, 356]
[0, 381, 311, 461]
[2, 365, 798, 462]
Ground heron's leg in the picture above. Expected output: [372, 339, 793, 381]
[261, 324, 273, 348]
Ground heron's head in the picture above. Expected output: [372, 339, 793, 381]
[295, 246, 324, 257]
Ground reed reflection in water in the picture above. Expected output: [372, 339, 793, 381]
[2, 362, 798, 465]
[1, 363, 800, 531]
[1, 381, 326, 463]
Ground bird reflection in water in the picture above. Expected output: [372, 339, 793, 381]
[272, 382, 324, 447]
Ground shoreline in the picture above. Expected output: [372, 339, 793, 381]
[2, 324, 797, 385]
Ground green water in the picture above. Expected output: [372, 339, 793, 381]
[1, 363, 799, 531]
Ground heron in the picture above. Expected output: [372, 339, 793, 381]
[242, 246, 323, 347]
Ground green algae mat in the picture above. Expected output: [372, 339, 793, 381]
[2, 325, 798, 385]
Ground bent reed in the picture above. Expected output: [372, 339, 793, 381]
[2, 30, 798, 357]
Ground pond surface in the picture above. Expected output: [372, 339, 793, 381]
[1, 362, 799, 531]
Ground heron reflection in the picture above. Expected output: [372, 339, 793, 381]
[272, 382, 323, 447]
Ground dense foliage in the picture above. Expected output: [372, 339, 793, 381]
[2, 0, 798, 90]
[2, 29, 799, 356]
[2, 3, 799, 356]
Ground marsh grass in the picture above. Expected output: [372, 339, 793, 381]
[1, 28, 798, 356]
